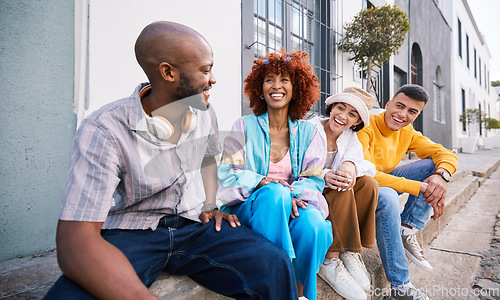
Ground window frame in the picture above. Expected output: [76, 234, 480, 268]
[466, 34, 470, 68]
[433, 67, 445, 124]
[457, 18, 462, 58]
[242, 0, 340, 116]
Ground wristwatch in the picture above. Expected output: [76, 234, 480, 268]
[433, 170, 451, 183]
[201, 203, 219, 213]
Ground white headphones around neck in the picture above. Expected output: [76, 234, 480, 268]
[140, 85, 197, 141]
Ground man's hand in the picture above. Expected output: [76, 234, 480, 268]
[199, 209, 241, 232]
[430, 202, 444, 221]
[324, 162, 356, 191]
[291, 197, 308, 219]
[420, 169, 448, 220]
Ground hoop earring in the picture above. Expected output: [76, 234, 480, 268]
[260, 95, 265, 100]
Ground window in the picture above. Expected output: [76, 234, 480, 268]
[353, 63, 362, 83]
[461, 89, 466, 131]
[466, 35, 470, 68]
[410, 43, 423, 132]
[253, 0, 284, 59]
[479, 103, 482, 136]
[484, 64, 488, 90]
[458, 18, 462, 58]
[474, 49, 477, 78]
[433, 67, 445, 123]
[479, 57, 482, 84]
[247, 0, 339, 115]
[488, 70, 490, 92]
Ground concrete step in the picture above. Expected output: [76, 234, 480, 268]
[150, 173, 481, 300]
[2, 154, 499, 300]
[408, 167, 500, 299]
[150, 272, 229, 300]
[471, 157, 500, 179]
[0, 165, 489, 300]
[418, 174, 480, 247]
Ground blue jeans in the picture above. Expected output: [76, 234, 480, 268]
[227, 183, 333, 300]
[375, 158, 436, 287]
[44, 215, 298, 300]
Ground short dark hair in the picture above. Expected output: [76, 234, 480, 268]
[394, 84, 429, 104]
[324, 103, 364, 132]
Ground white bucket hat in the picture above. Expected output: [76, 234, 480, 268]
[324, 87, 375, 126]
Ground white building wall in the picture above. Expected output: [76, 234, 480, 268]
[451, 0, 497, 150]
[76, 0, 242, 132]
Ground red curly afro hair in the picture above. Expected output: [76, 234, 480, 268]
[244, 50, 320, 121]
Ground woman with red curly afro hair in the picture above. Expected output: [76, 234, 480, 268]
[218, 50, 333, 300]
[244, 50, 320, 120]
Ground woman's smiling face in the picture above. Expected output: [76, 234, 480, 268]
[262, 73, 293, 111]
[328, 102, 362, 133]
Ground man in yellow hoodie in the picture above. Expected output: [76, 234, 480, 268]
[357, 84, 458, 299]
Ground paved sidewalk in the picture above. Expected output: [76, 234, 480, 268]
[409, 159, 500, 299]
[455, 147, 500, 174]
[1, 147, 500, 299]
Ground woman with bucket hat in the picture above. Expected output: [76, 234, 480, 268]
[308, 87, 378, 300]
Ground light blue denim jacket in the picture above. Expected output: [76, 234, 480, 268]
[217, 112, 329, 218]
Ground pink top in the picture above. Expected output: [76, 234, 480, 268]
[267, 150, 293, 183]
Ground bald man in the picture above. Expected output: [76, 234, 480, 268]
[45, 21, 298, 300]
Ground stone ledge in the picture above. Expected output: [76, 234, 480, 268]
[150, 175, 482, 299]
[150, 272, 229, 300]
[416, 175, 480, 248]
[472, 157, 500, 179]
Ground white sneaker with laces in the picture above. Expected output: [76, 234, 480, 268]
[402, 233, 434, 272]
[339, 252, 371, 291]
[391, 282, 431, 300]
[318, 258, 367, 300]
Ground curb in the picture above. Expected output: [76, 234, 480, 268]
[149, 170, 485, 300]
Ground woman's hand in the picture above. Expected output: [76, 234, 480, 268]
[291, 197, 308, 219]
[324, 162, 356, 191]
[255, 177, 294, 191]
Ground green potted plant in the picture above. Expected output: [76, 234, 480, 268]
[341, 4, 410, 105]
[459, 108, 482, 153]
[483, 117, 500, 149]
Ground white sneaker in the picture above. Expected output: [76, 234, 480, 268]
[339, 252, 371, 291]
[391, 282, 431, 300]
[402, 233, 434, 272]
[318, 258, 367, 300]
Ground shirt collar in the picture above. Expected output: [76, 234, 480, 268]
[375, 111, 397, 137]
[129, 82, 151, 133]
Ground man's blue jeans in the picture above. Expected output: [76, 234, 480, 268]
[375, 158, 436, 287]
[44, 215, 298, 299]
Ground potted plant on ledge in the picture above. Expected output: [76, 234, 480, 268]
[459, 108, 481, 153]
[483, 117, 500, 149]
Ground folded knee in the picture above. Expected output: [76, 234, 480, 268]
[297, 209, 332, 238]
[259, 182, 291, 193]
[357, 176, 379, 192]
[377, 188, 401, 212]
[255, 183, 293, 204]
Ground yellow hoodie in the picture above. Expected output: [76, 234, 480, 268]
[357, 112, 458, 196]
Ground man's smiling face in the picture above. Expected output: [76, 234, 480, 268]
[384, 92, 426, 131]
